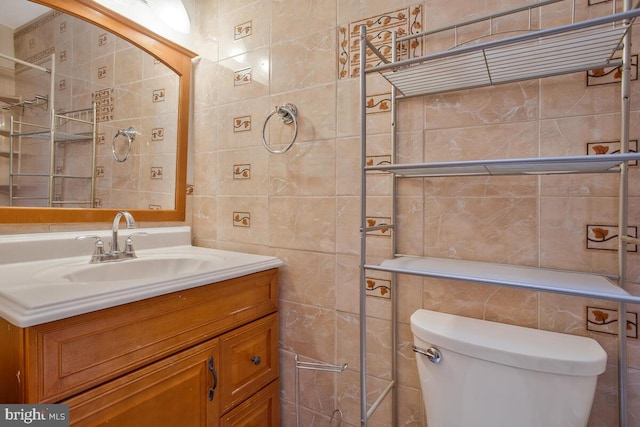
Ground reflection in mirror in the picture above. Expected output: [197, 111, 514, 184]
[0, 0, 196, 223]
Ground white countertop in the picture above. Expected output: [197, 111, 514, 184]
[0, 226, 283, 327]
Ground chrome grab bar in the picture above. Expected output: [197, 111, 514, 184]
[412, 345, 442, 364]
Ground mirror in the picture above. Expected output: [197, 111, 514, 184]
[0, 0, 196, 223]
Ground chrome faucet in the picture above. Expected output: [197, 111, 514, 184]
[77, 211, 146, 263]
[112, 210, 136, 255]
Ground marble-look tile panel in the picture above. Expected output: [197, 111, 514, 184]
[424, 196, 538, 266]
[268, 197, 336, 253]
[269, 138, 336, 196]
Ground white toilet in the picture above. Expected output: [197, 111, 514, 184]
[410, 309, 607, 427]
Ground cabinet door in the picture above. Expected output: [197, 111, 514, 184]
[64, 339, 220, 427]
[220, 380, 280, 427]
[219, 314, 278, 414]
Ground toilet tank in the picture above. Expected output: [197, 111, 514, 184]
[410, 309, 607, 427]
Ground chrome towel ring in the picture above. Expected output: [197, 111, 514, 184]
[261, 103, 298, 154]
[112, 127, 136, 162]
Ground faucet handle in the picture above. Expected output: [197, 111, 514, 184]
[76, 235, 106, 263]
[124, 232, 148, 256]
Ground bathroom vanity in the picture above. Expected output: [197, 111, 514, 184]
[0, 227, 282, 426]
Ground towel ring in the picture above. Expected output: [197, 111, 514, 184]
[112, 127, 136, 162]
[262, 103, 298, 154]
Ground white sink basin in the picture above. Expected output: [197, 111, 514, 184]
[35, 253, 225, 283]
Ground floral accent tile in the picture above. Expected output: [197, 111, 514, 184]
[233, 212, 251, 227]
[149, 204, 162, 210]
[587, 55, 638, 86]
[95, 166, 104, 177]
[587, 140, 638, 165]
[151, 128, 164, 141]
[233, 164, 251, 179]
[98, 33, 108, 47]
[235, 21, 252, 40]
[366, 155, 392, 170]
[59, 21, 66, 33]
[150, 167, 163, 179]
[365, 93, 391, 114]
[586, 306, 638, 338]
[338, 4, 423, 79]
[234, 68, 252, 86]
[98, 66, 107, 80]
[586, 225, 638, 251]
[186, 184, 194, 195]
[58, 79, 66, 90]
[366, 216, 392, 237]
[365, 276, 391, 299]
[59, 50, 67, 62]
[234, 115, 251, 132]
[93, 198, 103, 208]
[97, 133, 105, 145]
[153, 89, 165, 103]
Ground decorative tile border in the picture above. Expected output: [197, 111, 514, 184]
[234, 68, 252, 86]
[233, 164, 251, 179]
[233, 212, 251, 227]
[365, 216, 392, 237]
[14, 10, 60, 39]
[365, 276, 391, 299]
[150, 167, 163, 179]
[338, 4, 423, 79]
[234, 116, 251, 132]
[586, 306, 638, 338]
[587, 55, 638, 86]
[586, 224, 638, 251]
[92, 88, 114, 122]
[235, 21, 252, 40]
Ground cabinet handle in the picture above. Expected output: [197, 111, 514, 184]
[251, 356, 262, 366]
[208, 356, 218, 401]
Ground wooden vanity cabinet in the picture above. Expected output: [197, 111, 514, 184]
[0, 269, 280, 427]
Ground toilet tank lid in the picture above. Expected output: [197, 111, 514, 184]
[410, 309, 607, 376]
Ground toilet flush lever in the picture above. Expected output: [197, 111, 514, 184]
[412, 345, 442, 364]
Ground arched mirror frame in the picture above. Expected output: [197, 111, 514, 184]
[1, 0, 197, 223]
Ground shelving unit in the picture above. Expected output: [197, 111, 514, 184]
[359, 1, 640, 426]
[9, 106, 97, 207]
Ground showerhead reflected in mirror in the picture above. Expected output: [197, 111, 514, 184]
[0, 0, 196, 223]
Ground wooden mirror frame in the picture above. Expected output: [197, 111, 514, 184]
[1, 0, 197, 223]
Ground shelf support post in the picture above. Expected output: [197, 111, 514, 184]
[359, 24, 369, 427]
[617, 1, 632, 425]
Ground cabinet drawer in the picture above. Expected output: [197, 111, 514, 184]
[219, 314, 279, 413]
[220, 380, 280, 427]
[65, 339, 220, 427]
[25, 269, 278, 402]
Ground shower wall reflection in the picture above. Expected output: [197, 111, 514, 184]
[0, 8, 179, 209]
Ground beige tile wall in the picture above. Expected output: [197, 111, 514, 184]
[189, 0, 640, 426]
